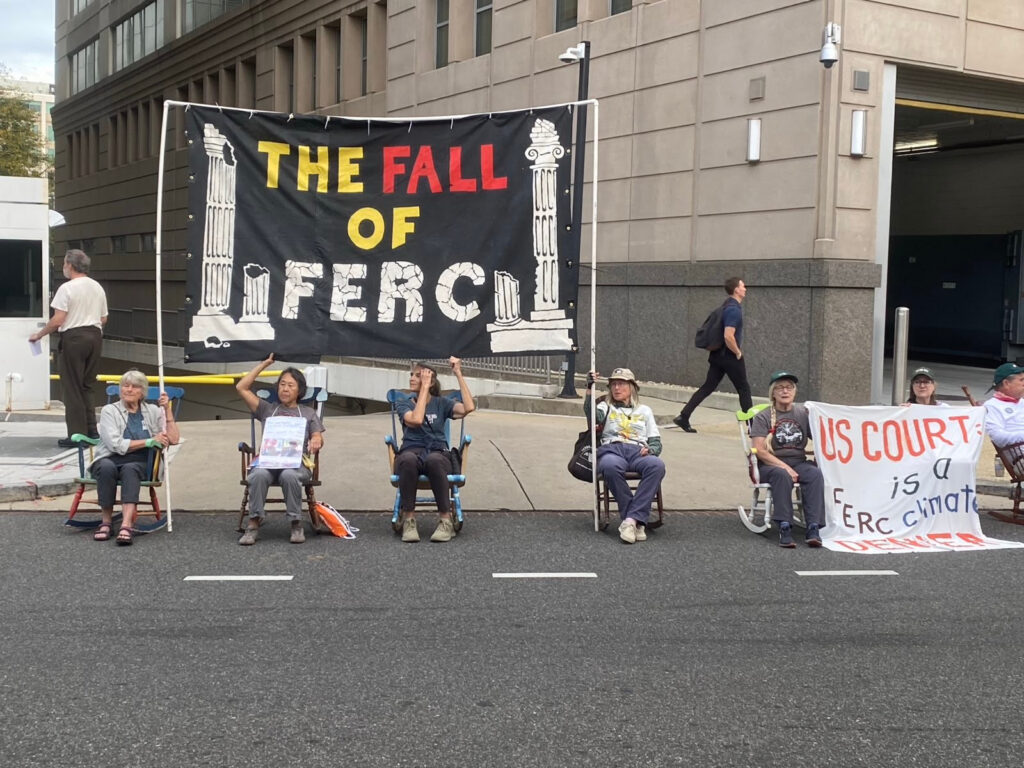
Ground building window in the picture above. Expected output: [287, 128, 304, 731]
[435, 0, 449, 69]
[610, 0, 631, 14]
[276, 42, 295, 113]
[114, 1, 166, 72]
[112, 235, 126, 253]
[475, 0, 492, 56]
[299, 31, 316, 111]
[73, 0, 95, 15]
[325, 22, 342, 104]
[184, 0, 247, 34]
[357, 14, 368, 95]
[555, 0, 577, 32]
[71, 39, 99, 95]
[141, 233, 156, 252]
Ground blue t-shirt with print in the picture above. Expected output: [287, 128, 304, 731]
[398, 394, 456, 451]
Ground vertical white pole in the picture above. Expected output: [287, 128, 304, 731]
[156, 100, 174, 532]
[589, 99, 600, 532]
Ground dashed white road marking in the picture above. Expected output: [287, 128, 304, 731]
[492, 572, 597, 579]
[184, 575, 294, 581]
[795, 570, 898, 577]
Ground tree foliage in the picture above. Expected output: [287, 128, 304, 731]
[0, 83, 48, 178]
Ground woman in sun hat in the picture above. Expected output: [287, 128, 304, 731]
[748, 371, 825, 549]
[583, 367, 666, 544]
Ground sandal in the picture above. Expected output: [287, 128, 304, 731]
[93, 523, 112, 541]
[115, 527, 134, 546]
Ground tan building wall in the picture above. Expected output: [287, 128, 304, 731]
[50, 0, 1024, 401]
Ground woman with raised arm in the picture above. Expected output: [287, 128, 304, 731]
[90, 369, 179, 546]
[394, 357, 475, 543]
[236, 355, 325, 546]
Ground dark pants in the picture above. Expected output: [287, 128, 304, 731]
[59, 326, 102, 438]
[395, 448, 453, 514]
[759, 460, 825, 528]
[680, 347, 753, 418]
[91, 453, 149, 509]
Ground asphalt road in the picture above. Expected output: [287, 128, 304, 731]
[3, 511, 1024, 768]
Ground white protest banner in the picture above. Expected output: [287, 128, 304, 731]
[252, 416, 306, 469]
[806, 403, 1024, 554]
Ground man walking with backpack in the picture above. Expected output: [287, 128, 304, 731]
[674, 277, 752, 433]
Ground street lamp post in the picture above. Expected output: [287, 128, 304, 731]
[557, 40, 590, 399]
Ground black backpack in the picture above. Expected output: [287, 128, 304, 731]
[694, 301, 727, 351]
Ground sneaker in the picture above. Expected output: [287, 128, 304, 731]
[778, 522, 795, 548]
[238, 526, 259, 546]
[635, 524, 647, 542]
[290, 521, 306, 544]
[805, 524, 822, 548]
[618, 518, 637, 544]
[430, 517, 455, 543]
[401, 516, 420, 543]
[672, 415, 697, 433]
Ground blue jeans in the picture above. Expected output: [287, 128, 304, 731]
[596, 442, 666, 525]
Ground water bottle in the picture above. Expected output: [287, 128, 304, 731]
[995, 455, 1005, 478]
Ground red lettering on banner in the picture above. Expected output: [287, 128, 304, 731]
[449, 147, 476, 192]
[480, 145, 508, 190]
[897, 536, 932, 550]
[882, 420, 903, 461]
[818, 417, 854, 463]
[835, 541, 870, 551]
[923, 418, 952, 449]
[957, 533, 987, 547]
[382, 146, 411, 193]
[901, 420, 926, 457]
[949, 414, 971, 443]
[407, 146, 443, 193]
[863, 421, 881, 461]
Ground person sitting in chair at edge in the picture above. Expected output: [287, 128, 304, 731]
[584, 368, 666, 544]
[90, 369, 179, 546]
[395, 357, 476, 543]
[236, 355, 325, 546]
[984, 362, 1024, 449]
[748, 371, 825, 549]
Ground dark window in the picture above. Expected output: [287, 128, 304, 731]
[0, 240, 43, 318]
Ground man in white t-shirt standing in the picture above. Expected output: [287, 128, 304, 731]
[29, 249, 108, 448]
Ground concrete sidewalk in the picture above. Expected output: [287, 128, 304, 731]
[1, 389, 1016, 514]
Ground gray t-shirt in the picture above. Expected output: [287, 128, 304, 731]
[749, 404, 811, 467]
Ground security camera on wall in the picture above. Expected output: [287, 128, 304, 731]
[820, 22, 841, 69]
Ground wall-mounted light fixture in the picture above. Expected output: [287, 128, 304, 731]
[851, 109, 867, 157]
[747, 118, 761, 163]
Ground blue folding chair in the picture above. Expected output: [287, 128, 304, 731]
[384, 389, 471, 533]
[237, 386, 327, 533]
[64, 385, 185, 533]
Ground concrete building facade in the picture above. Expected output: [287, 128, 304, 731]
[50, 0, 1024, 402]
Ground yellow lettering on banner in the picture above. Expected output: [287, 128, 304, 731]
[337, 148, 364, 193]
[349, 207, 386, 250]
[392, 207, 420, 249]
[258, 141, 292, 189]
[298, 146, 330, 193]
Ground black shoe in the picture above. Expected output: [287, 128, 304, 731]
[779, 522, 796, 548]
[806, 524, 822, 548]
[87, 431, 100, 440]
[57, 438, 77, 449]
[673, 415, 697, 433]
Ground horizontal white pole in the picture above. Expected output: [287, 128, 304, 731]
[184, 575, 294, 581]
[492, 572, 597, 579]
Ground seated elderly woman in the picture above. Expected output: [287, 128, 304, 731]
[236, 355, 325, 546]
[584, 368, 666, 544]
[395, 357, 475, 544]
[91, 369, 180, 546]
[748, 371, 825, 548]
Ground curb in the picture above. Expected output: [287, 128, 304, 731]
[0, 480, 79, 504]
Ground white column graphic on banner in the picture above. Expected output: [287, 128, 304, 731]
[807, 402, 1024, 554]
[189, 123, 275, 348]
[487, 118, 573, 353]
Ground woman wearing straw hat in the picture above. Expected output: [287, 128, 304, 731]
[584, 368, 666, 544]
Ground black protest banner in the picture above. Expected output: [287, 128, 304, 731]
[183, 105, 578, 363]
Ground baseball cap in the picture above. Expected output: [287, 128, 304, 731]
[911, 367, 935, 382]
[993, 362, 1024, 387]
[769, 371, 798, 385]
